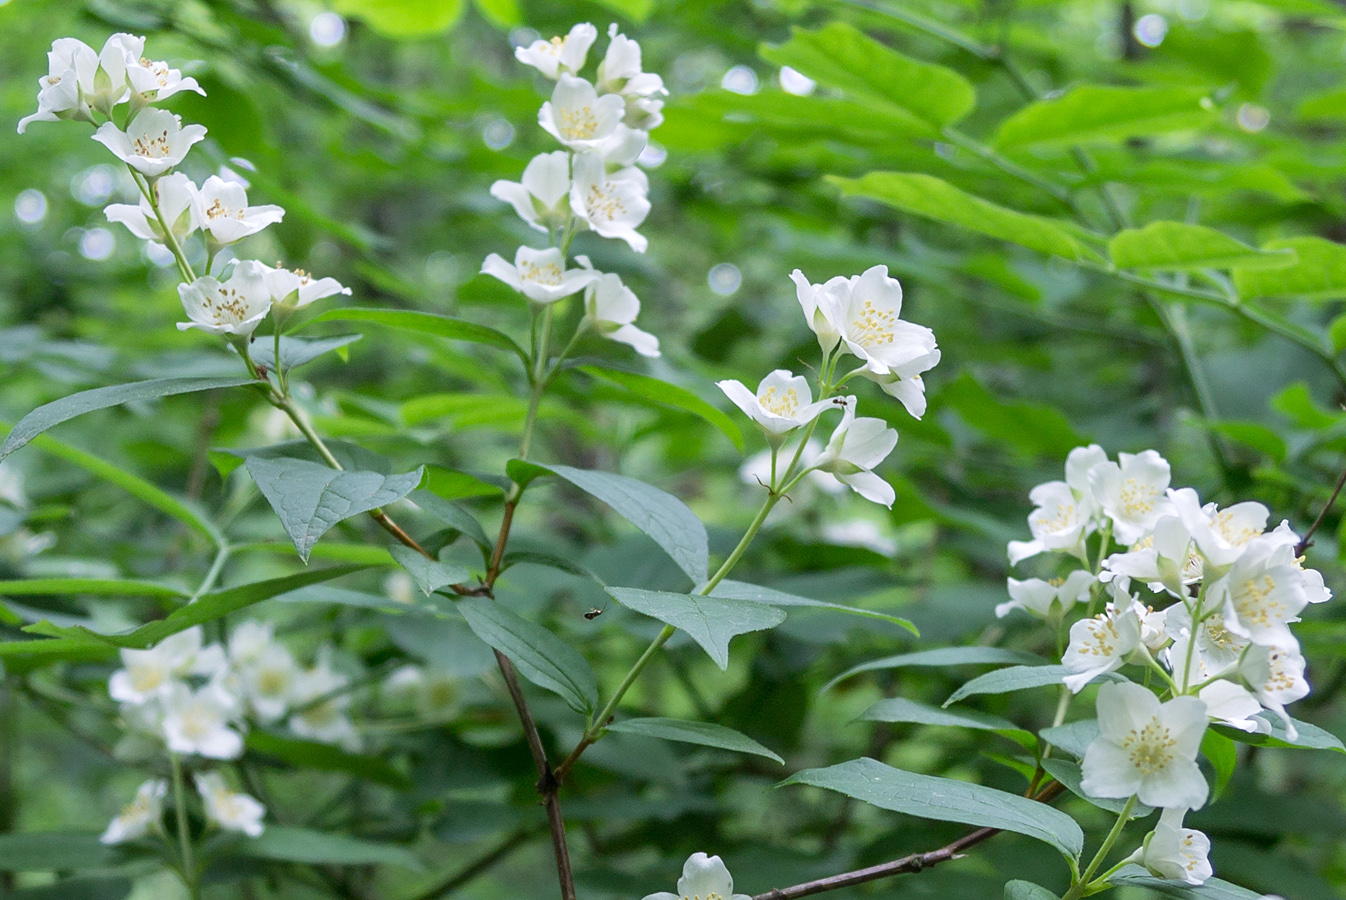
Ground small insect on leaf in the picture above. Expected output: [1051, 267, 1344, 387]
[584, 607, 604, 620]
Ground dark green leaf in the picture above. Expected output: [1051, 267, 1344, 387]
[246, 730, 411, 790]
[1111, 868, 1263, 899]
[823, 648, 1047, 694]
[408, 490, 491, 549]
[858, 697, 1031, 742]
[1039, 720, 1100, 759]
[606, 717, 784, 764]
[240, 825, 422, 869]
[1005, 881, 1060, 900]
[389, 544, 470, 596]
[250, 334, 362, 371]
[606, 587, 786, 670]
[0, 833, 118, 871]
[709, 579, 917, 634]
[946, 665, 1084, 707]
[577, 364, 743, 451]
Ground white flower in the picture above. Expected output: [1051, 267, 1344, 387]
[1211, 535, 1310, 647]
[228, 620, 276, 668]
[789, 269, 843, 353]
[997, 570, 1094, 620]
[1169, 488, 1268, 573]
[1088, 450, 1174, 545]
[1062, 599, 1142, 693]
[598, 124, 650, 169]
[597, 25, 668, 129]
[1008, 481, 1095, 565]
[481, 246, 600, 304]
[515, 23, 598, 79]
[815, 400, 899, 508]
[387, 665, 462, 719]
[287, 652, 360, 751]
[1104, 515, 1199, 598]
[1239, 643, 1310, 738]
[825, 266, 940, 380]
[490, 151, 572, 233]
[195, 771, 265, 838]
[1138, 808, 1213, 885]
[87, 33, 143, 113]
[1066, 444, 1110, 494]
[569, 150, 650, 251]
[861, 348, 942, 420]
[126, 54, 204, 103]
[1198, 680, 1267, 734]
[177, 259, 273, 337]
[717, 371, 838, 439]
[641, 852, 753, 900]
[194, 175, 285, 245]
[104, 171, 198, 245]
[573, 260, 659, 356]
[1163, 606, 1248, 691]
[539, 74, 626, 150]
[238, 641, 301, 724]
[92, 107, 206, 177]
[108, 627, 224, 705]
[99, 779, 166, 845]
[17, 38, 98, 133]
[1080, 681, 1209, 809]
[739, 439, 844, 496]
[260, 263, 351, 311]
[161, 682, 245, 759]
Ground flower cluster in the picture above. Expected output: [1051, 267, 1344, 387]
[482, 22, 664, 357]
[19, 33, 350, 341]
[717, 266, 939, 509]
[1004, 444, 1333, 886]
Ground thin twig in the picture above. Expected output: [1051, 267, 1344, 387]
[1296, 460, 1346, 556]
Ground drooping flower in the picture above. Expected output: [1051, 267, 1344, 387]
[997, 570, 1095, 620]
[1137, 808, 1213, 885]
[490, 151, 572, 233]
[195, 771, 266, 837]
[788, 269, 842, 353]
[569, 150, 650, 251]
[515, 23, 598, 79]
[481, 246, 600, 304]
[92, 107, 206, 177]
[1079, 681, 1209, 810]
[860, 349, 942, 420]
[1088, 450, 1174, 545]
[99, 779, 166, 845]
[814, 400, 899, 508]
[104, 171, 198, 246]
[738, 439, 844, 498]
[17, 38, 98, 133]
[108, 627, 225, 706]
[640, 852, 753, 900]
[161, 682, 245, 759]
[260, 263, 351, 312]
[1239, 643, 1310, 738]
[177, 259, 273, 337]
[1197, 680, 1267, 734]
[1062, 598, 1142, 693]
[1169, 488, 1269, 573]
[717, 371, 838, 440]
[538, 74, 626, 150]
[596, 24, 668, 129]
[575, 257, 659, 357]
[194, 175, 285, 245]
[1211, 535, 1310, 648]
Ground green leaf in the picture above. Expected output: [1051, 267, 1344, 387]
[1233, 236, 1346, 300]
[307, 307, 525, 364]
[471, 0, 520, 28]
[500, 550, 607, 585]
[945, 665, 1088, 707]
[709, 579, 917, 634]
[606, 717, 784, 764]
[1039, 720, 1099, 759]
[1201, 730, 1237, 801]
[606, 587, 786, 670]
[246, 730, 411, 790]
[783, 757, 1084, 858]
[1111, 869, 1264, 899]
[830, 172, 1093, 261]
[408, 490, 491, 549]
[240, 825, 422, 869]
[590, 0, 654, 22]
[1005, 881, 1061, 900]
[0, 376, 256, 463]
[577, 364, 743, 451]
[383, 613, 496, 677]
[456, 596, 598, 715]
[0, 578, 186, 599]
[1329, 313, 1346, 354]
[388, 545, 470, 596]
[994, 85, 1217, 149]
[251, 334, 362, 372]
[527, 463, 709, 583]
[1215, 713, 1345, 753]
[0, 637, 117, 666]
[0, 833, 118, 871]
[8, 877, 132, 900]
[1040, 758, 1153, 818]
[760, 22, 975, 127]
[245, 456, 423, 563]
[823, 647, 1047, 694]
[858, 697, 1032, 742]
[1109, 222, 1297, 272]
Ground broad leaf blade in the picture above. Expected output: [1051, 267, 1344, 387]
[245, 456, 423, 563]
[1233, 236, 1346, 300]
[251, 334, 362, 371]
[1111, 868, 1263, 899]
[0, 833, 119, 872]
[606, 587, 786, 670]
[241, 826, 422, 869]
[606, 717, 784, 764]
[457, 596, 598, 715]
[1110, 222, 1296, 271]
[1005, 881, 1061, 900]
[0, 578, 186, 599]
[945, 665, 1084, 706]
[710, 579, 917, 635]
[307, 307, 526, 364]
[783, 757, 1083, 858]
[823, 647, 1047, 694]
[0, 375, 256, 463]
[995, 85, 1217, 149]
[388, 545, 470, 596]
[408, 490, 491, 549]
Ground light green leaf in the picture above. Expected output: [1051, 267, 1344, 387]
[408, 489, 491, 549]
[0, 375, 256, 463]
[1005, 881, 1061, 900]
[527, 464, 708, 583]
[240, 825, 422, 869]
[1040, 758, 1153, 818]
[830, 173, 1093, 261]
[1039, 720, 1099, 758]
[246, 731, 411, 790]
[710, 579, 917, 634]
[760, 22, 975, 127]
[307, 307, 525, 364]
[590, 0, 653, 21]
[783, 757, 1084, 858]
[388, 545, 470, 596]
[858, 697, 1031, 742]
[945, 665, 1092, 707]
[1329, 313, 1346, 354]
[1233, 236, 1346, 300]
[471, 0, 520, 28]
[245, 456, 423, 563]
[0, 833, 119, 871]
[995, 85, 1217, 149]
[606, 587, 786, 670]
[823, 647, 1047, 693]
[577, 364, 743, 451]
[1109, 222, 1296, 272]
[1215, 713, 1345, 753]
[251, 334, 362, 372]
[457, 596, 598, 715]
[0, 578, 186, 599]
[606, 717, 784, 764]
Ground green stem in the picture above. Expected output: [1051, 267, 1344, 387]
[1180, 583, 1207, 694]
[276, 396, 344, 470]
[941, 127, 1079, 211]
[189, 545, 231, 603]
[1064, 795, 1137, 900]
[169, 753, 200, 900]
[130, 169, 195, 284]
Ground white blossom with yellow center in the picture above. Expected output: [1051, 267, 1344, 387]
[1104, 514, 1197, 599]
[481, 245, 600, 304]
[491, 150, 573, 233]
[109, 627, 226, 706]
[822, 267, 940, 392]
[161, 682, 244, 759]
[569, 150, 650, 252]
[998, 569, 1095, 620]
[1088, 449, 1174, 544]
[260, 261, 351, 311]
[640, 852, 752, 900]
[538, 74, 626, 150]
[814, 399, 900, 508]
[1062, 597, 1143, 693]
[1008, 480, 1097, 566]
[99, 779, 167, 845]
[104, 171, 199, 246]
[195, 771, 266, 837]
[597, 24, 668, 129]
[18, 38, 99, 133]
[126, 54, 204, 102]
[286, 651, 361, 751]
[1080, 681, 1209, 809]
[177, 260, 274, 337]
[1211, 535, 1310, 648]
[515, 23, 598, 79]
[1169, 487, 1269, 574]
[1136, 808, 1213, 885]
[717, 370, 837, 440]
[1239, 643, 1310, 739]
[575, 256, 659, 357]
[92, 107, 206, 176]
[194, 174, 285, 245]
